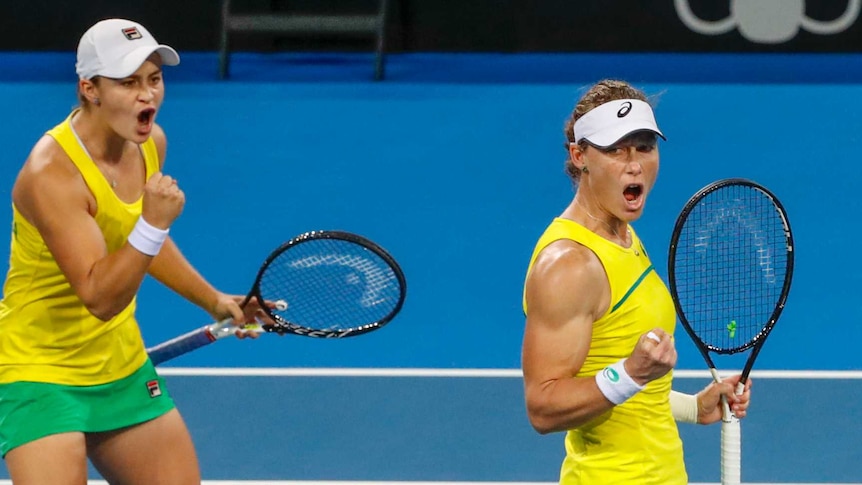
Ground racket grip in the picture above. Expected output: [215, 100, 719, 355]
[147, 319, 234, 366]
[721, 411, 742, 485]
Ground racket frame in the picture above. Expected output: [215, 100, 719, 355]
[668, 178, 794, 380]
[244, 230, 407, 338]
[145, 230, 406, 365]
[667, 178, 794, 485]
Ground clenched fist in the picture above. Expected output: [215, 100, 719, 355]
[625, 328, 678, 386]
[141, 172, 184, 229]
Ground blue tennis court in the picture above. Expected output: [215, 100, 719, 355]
[0, 51, 860, 483]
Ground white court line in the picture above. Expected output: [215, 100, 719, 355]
[155, 367, 862, 379]
[1, 481, 857, 485]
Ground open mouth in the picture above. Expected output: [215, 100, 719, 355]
[623, 184, 643, 202]
[138, 108, 156, 125]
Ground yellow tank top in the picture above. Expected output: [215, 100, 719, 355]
[0, 111, 159, 385]
[524, 218, 686, 485]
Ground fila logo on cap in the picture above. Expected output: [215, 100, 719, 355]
[122, 27, 143, 40]
[617, 101, 632, 118]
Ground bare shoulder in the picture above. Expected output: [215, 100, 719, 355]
[150, 122, 167, 167]
[18, 134, 83, 188]
[13, 135, 90, 220]
[150, 122, 167, 147]
[525, 238, 609, 324]
[528, 239, 605, 289]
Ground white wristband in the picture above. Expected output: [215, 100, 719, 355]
[595, 359, 645, 405]
[670, 390, 699, 424]
[127, 216, 169, 256]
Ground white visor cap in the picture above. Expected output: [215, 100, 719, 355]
[573, 99, 665, 148]
[76, 19, 180, 80]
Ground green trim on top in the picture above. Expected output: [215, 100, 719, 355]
[611, 264, 655, 313]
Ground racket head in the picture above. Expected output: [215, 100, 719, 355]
[248, 230, 406, 338]
[668, 178, 794, 356]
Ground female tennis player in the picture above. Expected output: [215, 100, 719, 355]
[521, 79, 752, 484]
[0, 19, 266, 484]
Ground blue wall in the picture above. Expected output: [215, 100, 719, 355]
[1, 51, 861, 483]
[0, 53, 860, 372]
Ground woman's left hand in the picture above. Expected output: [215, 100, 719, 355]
[209, 293, 273, 339]
[696, 375, 752, 425]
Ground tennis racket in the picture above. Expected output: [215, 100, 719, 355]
[146, 230, 407, 365]
[667, 178, 793, 485]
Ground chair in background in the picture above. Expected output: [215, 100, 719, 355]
[219, 0, 392, 80]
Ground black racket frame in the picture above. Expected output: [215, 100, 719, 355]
[244, 230, 407, 338]
[667, 178, 794, 379]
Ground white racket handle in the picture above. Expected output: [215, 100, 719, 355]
[710, 368, 742, 485]
[720, 400, 741, 485]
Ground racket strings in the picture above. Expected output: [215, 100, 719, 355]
[674, 185, 789, 353]
[257, 238, 403, 332]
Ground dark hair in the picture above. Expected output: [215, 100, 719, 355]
[562, 79, 651, 182]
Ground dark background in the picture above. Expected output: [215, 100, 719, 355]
[2, 0, 861, 52]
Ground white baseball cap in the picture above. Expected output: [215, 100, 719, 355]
[573, 99, 665, 148]
[76, 19, 180, 80]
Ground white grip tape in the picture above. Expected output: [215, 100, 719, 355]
[127, 216, 169, 256]
[595, 359, 644, 405]
[711, 366, 742, 484]
[646, 331, 661, 343]
[721, 414, 742, 484]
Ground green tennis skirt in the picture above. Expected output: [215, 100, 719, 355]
[0, 359, 175, 456]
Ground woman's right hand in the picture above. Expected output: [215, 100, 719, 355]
[141, 172, 184, 229]
[625, 328, 677, 386]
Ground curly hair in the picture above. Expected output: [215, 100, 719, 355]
[562, 80, 651, 183]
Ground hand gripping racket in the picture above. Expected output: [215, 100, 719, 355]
[147, 230, 407, 365]
[667, 179, 793, 485]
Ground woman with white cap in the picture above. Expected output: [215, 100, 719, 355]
[0, 18, 264, 484]
[520, 79, 753, 484]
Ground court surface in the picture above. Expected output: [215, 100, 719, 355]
[0, 51, 860, 483]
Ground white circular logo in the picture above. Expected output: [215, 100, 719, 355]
[675, 0, 860, 44]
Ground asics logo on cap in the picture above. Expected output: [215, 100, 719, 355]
[617, 101, 632, 118]
[122, 27, 143, 40]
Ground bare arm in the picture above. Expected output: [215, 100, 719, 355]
[13, 137, 155, 321]
[521, 239, 677, 434]
[146, 126, 253, 325]
[521, 240, 616, 433]
[147, 237, 233, 319]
